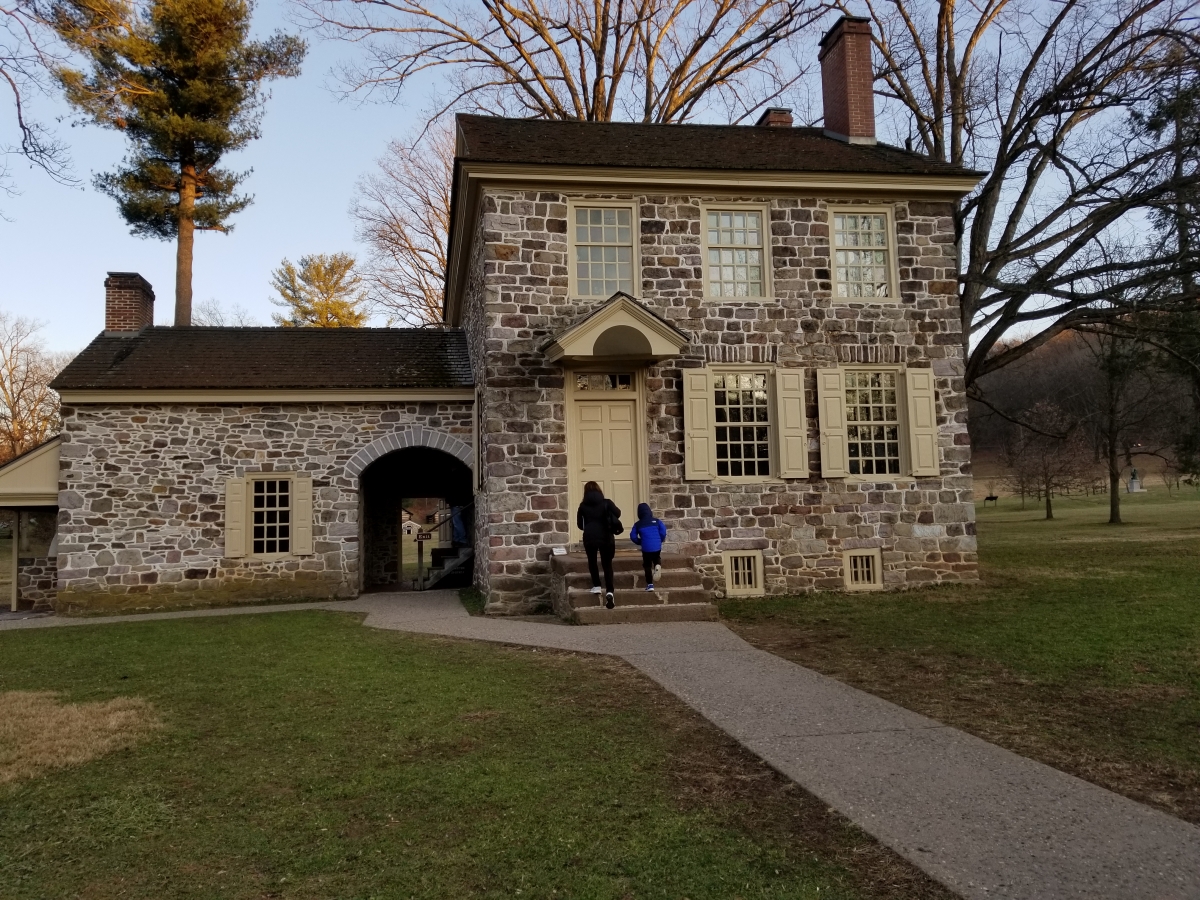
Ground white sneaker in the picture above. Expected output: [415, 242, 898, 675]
[653, 563, 662, 581]
[605, 592, 615, 609]
[589, 585, 602, 594]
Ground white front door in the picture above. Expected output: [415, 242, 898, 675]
[573, 398, 638, 534]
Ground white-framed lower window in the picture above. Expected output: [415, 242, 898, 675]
[844, 370, 902, 477]
[224, 472, 313, 559]
[569, 201, 637, 298]
[714, 371, 772, 479]
[829, 206, 900, 303]
[251, 477, 292, 556]
[703, 205, 770, 298]
[843, 548, 883, 591]
[722, 549, 765, 597]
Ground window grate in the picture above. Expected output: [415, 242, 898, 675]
[833, 213, 891, 299]
[845, 371, 901, 476]
[723, 550, 765, 596]
[714, 372, 771, 478]
[706, 210, 764, 297]
[252, 478, 291, 555]
[574, 207, 634, 297]
[844, 549, 883, 590]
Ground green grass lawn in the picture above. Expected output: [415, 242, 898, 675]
[721, 486, 1200, 823]
[0, 612, 949, 900]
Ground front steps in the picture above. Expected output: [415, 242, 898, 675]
[550, 551, 718, 625]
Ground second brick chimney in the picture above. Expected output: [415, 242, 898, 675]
[818, 16, 876, 145]
[755, 107, 794, 128]
[105, 272, 155, 333]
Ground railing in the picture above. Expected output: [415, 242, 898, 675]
[415, 500, 474, 590]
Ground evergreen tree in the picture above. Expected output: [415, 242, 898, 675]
[270, 254, 368, 328]
[49, 0, 305, 325]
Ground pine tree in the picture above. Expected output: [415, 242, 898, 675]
[49, 0, 305, 325]
[270, 254, 369, 328]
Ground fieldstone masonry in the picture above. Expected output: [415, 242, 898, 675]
[55, 402, 473, 612]
[465, 188, 978, 612]
[17, 557, 57, 610]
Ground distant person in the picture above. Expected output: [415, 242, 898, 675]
[629, 503, 667, 591]
[451, 505, 467, 547]
[576, 481, 621, 609]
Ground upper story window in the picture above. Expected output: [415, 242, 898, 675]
[573, 206, 634, 297]
[831, 209, 896, 301]
[705, 208, 766, 298]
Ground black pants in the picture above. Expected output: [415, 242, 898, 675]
[642, 550, 661, 585]
[584, 537, 616, 593]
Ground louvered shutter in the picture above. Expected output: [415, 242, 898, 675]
[905, 369, 941, 476]
[682, 367, 715, 480]
[292, 474, 314, 555]
[225, 477, 246, 558]
[817, 368, 849, 478]
[773, 369, 809, 478]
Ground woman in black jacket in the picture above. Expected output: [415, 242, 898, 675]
[576, 481, 620, 609]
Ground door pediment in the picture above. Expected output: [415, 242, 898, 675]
[543, 292, 690, 363]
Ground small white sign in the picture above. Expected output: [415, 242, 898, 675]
[416, 532, 432, 541]
[551, 547, 567, 556]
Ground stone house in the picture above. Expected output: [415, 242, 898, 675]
[2, 16, 982, 618]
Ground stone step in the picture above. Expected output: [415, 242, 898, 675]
[551, 552, 692, 576]
[564, 569, 702, 591]
[568, 587, 710, 609]
[571, 603, 720, 625]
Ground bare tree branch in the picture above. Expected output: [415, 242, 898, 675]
[0, 311, 71, 461]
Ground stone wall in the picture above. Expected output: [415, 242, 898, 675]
[18, 556, 56, 610]
[56, 401, 474, 612]
[466, 188, 977, 612]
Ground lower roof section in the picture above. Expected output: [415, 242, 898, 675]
[0, 437, 60, 507]
[51, 327, 474, 395]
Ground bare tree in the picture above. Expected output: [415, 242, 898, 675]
[352, 123, 452, 325]
[0, 312, 70, 462]
[303, 0, 829, 124]
[192, 297, 259, 326]
[850, 0, 1200, 387]
[1003, 401, 1089, 520]
[1, 0, 71, 199]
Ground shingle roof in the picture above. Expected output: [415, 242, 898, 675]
[51, 327, 474, 392]
[455, 114, 980, 178]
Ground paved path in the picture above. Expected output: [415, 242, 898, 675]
[4, 593, 1199, 899]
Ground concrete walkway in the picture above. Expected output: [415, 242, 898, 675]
[4, 592, 1198, 900]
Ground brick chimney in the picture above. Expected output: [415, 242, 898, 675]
[105, 272, 155, 333]
[818, 15, 876, 145]
[755, 107, 793, 128]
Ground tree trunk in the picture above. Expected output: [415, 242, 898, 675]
[175, 164, 197, 326]
[1044, 488, 1053, 520]
[1107, 433, 1122, 525]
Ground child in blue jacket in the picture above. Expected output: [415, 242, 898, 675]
[629, 503, 667, 591]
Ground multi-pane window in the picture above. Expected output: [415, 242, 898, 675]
[575, 373, 632, 391]
[706, 210, 765, 297]
[252, 478, 291, 555]
[574, 207, 634, 297]
[714, 372, 771, 477]
[845, 371, 901, 475]
[833, 212, 892, 299]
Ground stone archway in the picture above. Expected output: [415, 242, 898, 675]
[346, 426, 473, 480]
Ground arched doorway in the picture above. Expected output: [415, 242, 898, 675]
[360, 445, 474, 592]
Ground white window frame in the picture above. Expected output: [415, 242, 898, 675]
[701, 202, 773, 300]
[828, 205, 902, 304]
[567, 199, 640, 300]
[710, 365, 776, 483]
[722, 549, 765, 597]
[843, 548, 884, 591]
[225, 471, 313, 560]
[842, 367, 907, 479]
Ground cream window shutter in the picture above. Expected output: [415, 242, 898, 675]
[292, 474, 314, 555]
[817, 368, 849, 478]
[905, 369, 941, 476]
[683, 367, 715, 480]
[225, 476, 246, 558]
[773, 369, 809, 478]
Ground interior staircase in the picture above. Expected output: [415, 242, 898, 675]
[550, 550, 718, 624]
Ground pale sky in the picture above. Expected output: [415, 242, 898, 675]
[0, 1, 426, 354]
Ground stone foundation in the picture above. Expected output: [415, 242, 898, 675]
[17, 556, 56, 611]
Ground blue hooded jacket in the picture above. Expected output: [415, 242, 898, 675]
[629, 503, 666, 553]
